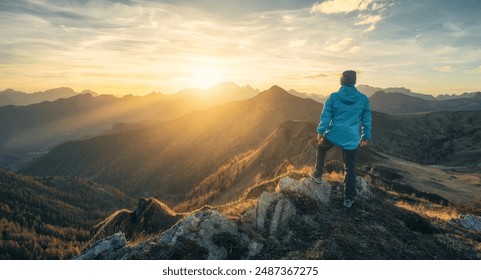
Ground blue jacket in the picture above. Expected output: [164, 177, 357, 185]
[317, 85, 372, 150]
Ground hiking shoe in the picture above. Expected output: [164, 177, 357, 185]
[343, 199, 354, 208]
[310, 173, 322, 184]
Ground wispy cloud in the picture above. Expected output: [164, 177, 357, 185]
[310, 0, 387, 35]
[311, 0, 374, 14]
[355, 14, 382, 32]
[466, 65, 481, 74]
[289, 39, 306, 47]
[59, 24, 69, 32]
[349, 45, 361, 54]
[305, 73, 330, 79]
[435, 66, 456, 72]
[325, 37, 356, 53]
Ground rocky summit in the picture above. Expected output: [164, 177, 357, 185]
[75, 174, 481, 260]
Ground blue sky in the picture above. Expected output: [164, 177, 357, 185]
[1, 0, 481, 95]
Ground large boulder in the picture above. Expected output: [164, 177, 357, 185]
[157, 209, 252, 259]
[75, 232, 127, 260]
[242, 177, 331, 238]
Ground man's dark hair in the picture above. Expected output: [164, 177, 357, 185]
[340, 70, 357, 86]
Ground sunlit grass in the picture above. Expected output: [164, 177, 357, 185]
[395, 200, 460, 221]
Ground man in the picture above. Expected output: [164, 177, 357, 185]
[311, 70, 372, 208]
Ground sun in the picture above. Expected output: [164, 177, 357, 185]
[188, 64, 223, 89]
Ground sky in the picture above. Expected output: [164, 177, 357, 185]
[1, 0, 481, 96]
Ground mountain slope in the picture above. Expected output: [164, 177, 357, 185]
[0, 170, 135, 259]
[370, 110, 481, 165]
[177, 119, 481, 212]
[177, 121, 320, 211]
[369, 91, 481, 114]
[22, 86, 322, 202]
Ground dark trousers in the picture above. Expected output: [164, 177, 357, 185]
[314, 139, 357, 200]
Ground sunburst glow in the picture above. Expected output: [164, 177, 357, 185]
[188, 64, 223, 89]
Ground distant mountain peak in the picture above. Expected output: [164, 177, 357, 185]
[0, 87, 80, 106]
[89, 197, 183, 244]
[267, 85, 286, 92]
[257, 85, 290, 98]
[80, 89, 99, 96]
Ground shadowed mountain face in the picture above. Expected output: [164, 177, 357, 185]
[22, 86, 322, 202]
[0, 170, 135, 259]
[370, 110, 481, 166]
[358, 85, 481, 101]
[369, 91, 481, 114]
[357, 85, 436, 99]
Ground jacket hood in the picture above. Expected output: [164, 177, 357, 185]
[337, 85, 361, 104]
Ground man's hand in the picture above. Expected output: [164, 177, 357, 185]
[360, 140, 369, 147]
[317, 134, 324, 143]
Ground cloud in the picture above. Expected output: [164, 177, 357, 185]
[349, 45, 361, 53]
[289, 39, 306, 47]
[356, 14, 382, 25]
[465, 66, 481, 74]
[311, 0, 374, 14]
[355, 14, 382, 32]
[305, 73, 329, 79]
[325, 37, 355, 53]
[435, 66, 455, 72]
[60, 24, 69, 32]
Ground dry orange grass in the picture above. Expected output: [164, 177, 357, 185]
[323, 171, 345, 182]
[395, 200, 460, 221]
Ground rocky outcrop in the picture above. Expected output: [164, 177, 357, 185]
[75, 232, 127, 260]
[90, 197, 183, 244]
[75, 176, 332, 260]
[243, 177, 330, 237]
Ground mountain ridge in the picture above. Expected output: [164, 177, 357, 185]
[369, 91, 481, 114]
[0, 87, 83, 106]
